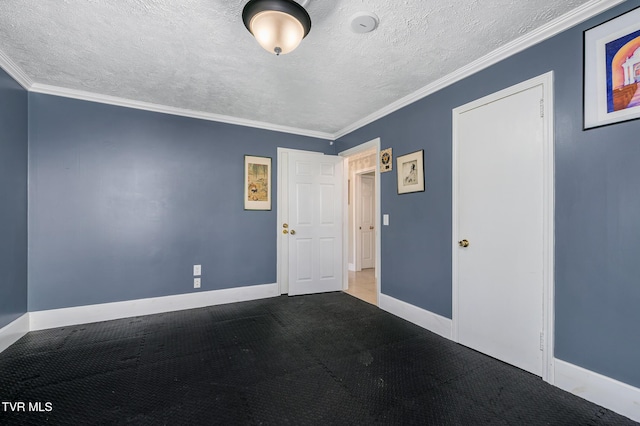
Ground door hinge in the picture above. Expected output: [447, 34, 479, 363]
[540, 99, 544, 118]
[539, 332, 544, 351]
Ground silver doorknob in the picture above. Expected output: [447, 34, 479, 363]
[458, 239, 469, 248]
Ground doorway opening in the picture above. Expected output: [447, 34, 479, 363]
[339, 139, 381, 306]
[276, 141, 381, 303]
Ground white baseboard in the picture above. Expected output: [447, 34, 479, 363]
[554, 359, 640, 423]
[379, 293, 452, 339]
[9, 285, 640, 423]
[0, 314, 30, 353]
[29, 283, 279, 331]
[377, 294, 639, 422]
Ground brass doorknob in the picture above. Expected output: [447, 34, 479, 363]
[370, 226, 374, 230]
[283, 223, 288, 228]
[282, 229, 289, 234]
[290, 230, 296, 235]
[458, 239, 469, 248]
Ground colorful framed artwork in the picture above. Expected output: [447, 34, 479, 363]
[396, 150, 425, 194]
[584, 6, 640, 129]
[380, 148, 393, 173]
[244, 155, 271, 210]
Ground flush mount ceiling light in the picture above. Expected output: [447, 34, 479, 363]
[242, 0, 312, 56]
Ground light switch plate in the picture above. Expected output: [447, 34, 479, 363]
[383, 214, 389, 226]
[193, 264, 201, 276]
[194, 278, 201, 289]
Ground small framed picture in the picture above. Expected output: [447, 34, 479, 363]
[583, 6, 640, 129]
[380, 148, 393, 173]
[244, 155, 271, 210]
[396, 150, 425, 194]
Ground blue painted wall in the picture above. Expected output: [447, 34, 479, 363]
[0, 69, 28, 328]
[337, 2, 640, 389]
[28, 94, 333, 311]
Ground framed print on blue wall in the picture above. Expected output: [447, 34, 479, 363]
[244, 155, 271, 210]
[396, 150, 425, 194]
[584, 6, 640, 129]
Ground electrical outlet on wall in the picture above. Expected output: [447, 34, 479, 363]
[194, 277, 201, 289]
[193, 264, 202, 276]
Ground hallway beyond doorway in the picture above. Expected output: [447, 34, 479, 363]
[345, 269, 376, 305]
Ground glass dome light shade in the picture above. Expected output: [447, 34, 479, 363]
[250, 10, 304, 55]
[242, 0, 312, 56]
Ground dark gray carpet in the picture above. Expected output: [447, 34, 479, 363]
[0, 292, 636, 425]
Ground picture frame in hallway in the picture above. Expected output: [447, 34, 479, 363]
[380, 148, 393, 172]
[396, 150, 425, 194]
[244, 155, 271, 210]
[583, 6, 640, 129]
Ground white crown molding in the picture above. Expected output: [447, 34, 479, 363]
[0, 49, 334, 140]
[29, 283, 278, 331]
[29, 83, 335, 140]
[0, 314, 29, 354]
[0, 0, 626, 141]
[0, 49, 33, 90]
[332, 0, 627, 139]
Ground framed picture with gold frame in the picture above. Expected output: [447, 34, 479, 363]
[380, 148, 393, 172]
[244, 155, 271, 210]
[396, 150, 425, 194]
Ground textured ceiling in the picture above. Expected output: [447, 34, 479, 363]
[0, 0, 596, 136]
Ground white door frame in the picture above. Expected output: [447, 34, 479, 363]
[339, 138, 381, 305]
[452, 71, 555, 384]
[355, 168, 376, 271]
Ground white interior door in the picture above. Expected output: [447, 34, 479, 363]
[359, 174, 375, 269]
[454, 81, 547, 377]
[287, 152, 344, 296]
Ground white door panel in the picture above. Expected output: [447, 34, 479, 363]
[455, 83, 545, 376]
[288, 152, 344, 296]
[359, 175, 375, 269]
